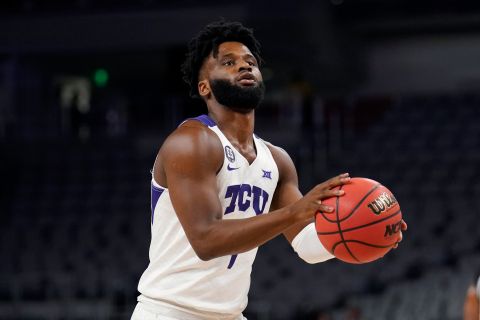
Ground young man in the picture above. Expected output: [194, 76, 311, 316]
[132, 20, 406, 320]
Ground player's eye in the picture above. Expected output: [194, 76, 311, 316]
[222, 60, 234, 66]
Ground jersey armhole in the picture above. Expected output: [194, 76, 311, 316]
[152, 177, 166, 189]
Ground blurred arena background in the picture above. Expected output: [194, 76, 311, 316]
[1, 0, 480, 319]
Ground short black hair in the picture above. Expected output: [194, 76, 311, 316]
[181, 20, 263, 98]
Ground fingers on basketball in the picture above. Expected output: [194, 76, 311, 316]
[316, 177, 403, 264]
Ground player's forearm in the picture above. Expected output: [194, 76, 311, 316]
[191, 206, 298, 260]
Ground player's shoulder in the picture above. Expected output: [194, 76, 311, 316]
[160, 118, 223, 162]
[166, 118, 219, 144]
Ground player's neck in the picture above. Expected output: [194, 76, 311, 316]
[208, 105, 255, 145]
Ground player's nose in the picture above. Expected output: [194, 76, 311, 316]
[238, 62, 252, 72]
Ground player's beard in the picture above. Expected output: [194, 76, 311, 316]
[210, 79, 265, 112]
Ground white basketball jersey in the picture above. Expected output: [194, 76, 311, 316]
[137, 115, 279, 319]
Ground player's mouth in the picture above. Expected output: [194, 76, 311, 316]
[236, 73, 256, 86]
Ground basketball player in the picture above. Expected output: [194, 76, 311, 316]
[131, 20, 407, 320]
[464, 273, 480, 320]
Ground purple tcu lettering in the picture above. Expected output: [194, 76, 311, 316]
[224, 184, 269, 215]
[252, 186, 268, 215]
[238, 184, 252, 211]
[224, 185, 241, 215]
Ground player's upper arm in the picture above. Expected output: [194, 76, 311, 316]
[266, 143, 310, 244]
[156, 121, 224, 260]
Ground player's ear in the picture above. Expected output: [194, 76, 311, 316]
[198, 79, 211, 98]
[198, 58, 212, 98]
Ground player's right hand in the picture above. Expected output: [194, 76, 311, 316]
[290, 173, 351, 222]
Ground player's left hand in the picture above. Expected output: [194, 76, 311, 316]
[393, 220, 407, 249]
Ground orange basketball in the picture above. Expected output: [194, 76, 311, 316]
[315, 177, 403, 264]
